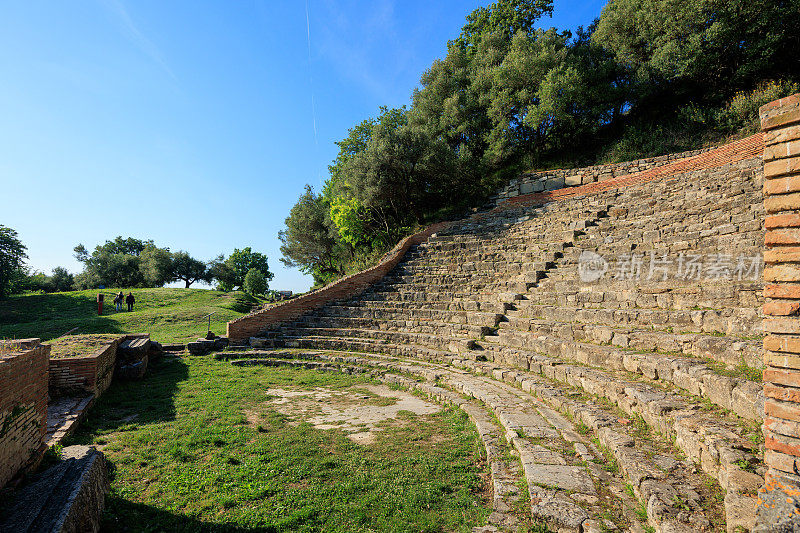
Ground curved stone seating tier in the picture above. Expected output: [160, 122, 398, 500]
[229, 350, 757, 532]
[237, 133, 771, 531]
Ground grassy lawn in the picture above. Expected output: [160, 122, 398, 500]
[66, 356, 490, 532]
[0, 288, 259, 343]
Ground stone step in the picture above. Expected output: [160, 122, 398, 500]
[312, 305, 504, 327]
[514, 303, 762, 338]
[528, 277, 762, 310]
[254, 350, 732, 532]
[255, 333, 765, 505]
[484, 331, 763, 420]
[466, 344, 764, 521]
[293, 316, 493, 338]
[499, 314, 762, 368]
[286, 319, 490, 341]
[267, 326, 477, 353]
[350, 348, 760, 532]
[340, 298, 512, 314]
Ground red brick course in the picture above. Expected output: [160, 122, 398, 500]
[48, 336, 126, 398]
[761, 93, 800, 485]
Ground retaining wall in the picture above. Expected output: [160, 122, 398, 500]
[0, 342, 49, 488]
[493, 146, 714, 203]
[48, 336, 125, 398]
[227, 222, 451, 343]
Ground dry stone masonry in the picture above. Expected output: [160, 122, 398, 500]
[493, 146, 713, 202]
[228, 95, 800, 531]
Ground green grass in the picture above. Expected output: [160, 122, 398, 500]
[64, 356, 489, 532]
[0, 288, 260, 343]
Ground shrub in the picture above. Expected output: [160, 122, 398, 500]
[715, 80, 800, 134]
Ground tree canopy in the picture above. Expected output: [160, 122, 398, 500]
[0, 225, 28, 298]
[279, 0, 800, 289]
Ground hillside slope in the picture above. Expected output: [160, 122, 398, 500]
[0, 288, 258, 343]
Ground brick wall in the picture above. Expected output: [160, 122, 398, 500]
[0, 343, 49, 489]
[493, 146, 714, 203]
[48, 336, 125, 398]
[760, 94, 800, 493]
[227, 222, 451, 343]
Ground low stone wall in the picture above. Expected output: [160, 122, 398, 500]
[48, 336, 125, 398]
[493, 147, 713, 203]
[0, 342, 49, 489]
[227, 222, 451, 343]
[0, 445, 109, 533]
[497, 133, 764, 210]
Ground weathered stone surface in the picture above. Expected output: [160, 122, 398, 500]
[0, 446, 108, 533]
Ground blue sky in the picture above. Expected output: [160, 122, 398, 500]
[0, 0, 606, 292]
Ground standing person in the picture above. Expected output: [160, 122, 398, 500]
[115, 291, 124, 311]
[126, 291, 135, 312]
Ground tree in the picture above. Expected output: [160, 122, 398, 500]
[210, 248, 273, 291]
[279, 185, 346, 286]
[171, 251, 210, 288]
[73, 236, 152, 288]
[0, 225, 28, 298]
[243, 268, 267, 295]
[226, 248, 273, 289]
[49, 267, 74, 292]
[74, 237, 174, 288]
[453, 0, 554, 49]
[208, 254, 237, 292]
[593, 0, 800, 103]
[140, 244, 173, 287]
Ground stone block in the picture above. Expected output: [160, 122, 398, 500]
[0, 446, 109, 533]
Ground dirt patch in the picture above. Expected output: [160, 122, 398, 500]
[257, 384, 441, 445]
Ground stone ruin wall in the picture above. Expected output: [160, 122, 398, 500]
[493, 146, 714, 203]
[48, 335, 125, 398]
[0, 341, 49, 488]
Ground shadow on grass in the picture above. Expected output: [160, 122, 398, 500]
[67, 357, 189, 443]
[102, 498, 290, 533]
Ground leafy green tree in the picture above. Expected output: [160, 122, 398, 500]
[593, 0, 800, 102]
[208, 254, 236, 292]
[243, 268, 267, 295]
[49, 267, 74, 292]
[0, 225, 28, 298]
[279, 185, 346, 286]
[74, 237, 174, 288]
[171, 251, 210, 288]
[140, 244, 173, 287]
[210, 248, 273, 291]
[453, 0, 553, 49]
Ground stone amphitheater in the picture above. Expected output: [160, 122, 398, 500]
[224, 98, 800, 531]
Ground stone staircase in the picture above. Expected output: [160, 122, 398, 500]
[244, 151, 765, 530]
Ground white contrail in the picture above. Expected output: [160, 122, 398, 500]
[305, 0, 318, 146]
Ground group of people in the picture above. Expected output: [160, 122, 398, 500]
[114, 291, 136, 312]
